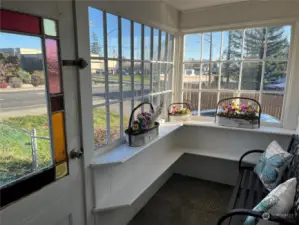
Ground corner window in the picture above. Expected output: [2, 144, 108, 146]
[183, 25, 291, 125]
[88, 7, 175, 149]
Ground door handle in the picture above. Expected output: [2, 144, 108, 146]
[69, 149, 83, 159]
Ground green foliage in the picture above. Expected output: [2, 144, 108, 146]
[90, 32, 101, 55]
[17, 69, 31, 84]
[10, 77, 22, 88]
[31, 73, 45, 87]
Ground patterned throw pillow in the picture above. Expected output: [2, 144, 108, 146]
[287, 144, 299, 221]
[254, 141, 293, 191]
[244, 178, 297, 225]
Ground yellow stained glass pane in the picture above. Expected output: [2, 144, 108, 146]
[43, 18, 57, 36]
[52, 112, 66, 162]
[55, 162, 68, 179]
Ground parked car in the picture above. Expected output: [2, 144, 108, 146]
[191, 109, 280, 123]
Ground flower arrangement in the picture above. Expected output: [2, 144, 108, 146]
[132, 112, 154, 132]
[170, 105, 191, 116]
[217, 101, 259, 120]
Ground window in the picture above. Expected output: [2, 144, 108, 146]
[0, 10, 68, 207]
[183, 25, 291, 124]
[88, 7, 175, 149]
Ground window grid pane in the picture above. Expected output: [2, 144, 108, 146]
[183, 24, 291, 123]
[88, 8, 175, 148]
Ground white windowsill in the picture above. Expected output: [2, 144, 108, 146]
[91, 120, 295, 168]
[90, 123, 183, 168]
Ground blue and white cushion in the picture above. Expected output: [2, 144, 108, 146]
[244, 178, 297, 225]
[254, 141, 293, 191]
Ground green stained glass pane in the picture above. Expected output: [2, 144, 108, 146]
[43, 18, 57, 36]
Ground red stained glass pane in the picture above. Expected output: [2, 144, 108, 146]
[45, 39, 62, 94]
[0, 10, 41, 34]
[51, 95, 64, 112]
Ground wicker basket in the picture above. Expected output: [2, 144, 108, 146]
[168, 102, 191, 122]
[125, 102, 159, 147]
[215, 97, 261, 129]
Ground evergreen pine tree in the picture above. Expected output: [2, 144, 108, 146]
[90, 32, 101, 56]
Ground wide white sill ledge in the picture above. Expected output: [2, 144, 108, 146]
[91, 121, 295, 168]
[91, 123, 183, 168]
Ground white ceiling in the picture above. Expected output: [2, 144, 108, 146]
[165, 0, 250, 11]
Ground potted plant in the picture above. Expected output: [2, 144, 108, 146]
[168, 103, 191, 122]
[216, 97, 261, 129]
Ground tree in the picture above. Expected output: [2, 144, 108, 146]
[90, 32, 101, 56]
[222, 26, 289, 90]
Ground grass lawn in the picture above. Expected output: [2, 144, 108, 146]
[0, 108, 126, 186]
[92, 74, 150, 84]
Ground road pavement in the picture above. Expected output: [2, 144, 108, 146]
[0, 85, 151, 116]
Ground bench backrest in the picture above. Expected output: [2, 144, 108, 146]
[286, 135, 299, 222]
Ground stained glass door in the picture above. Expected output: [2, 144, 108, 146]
[0, 5, 86, 225]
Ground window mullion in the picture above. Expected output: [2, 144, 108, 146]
[118, 16, 124, 138]
[238, 29, 245, 93]
[150, 28, 153, 94]
[259, 28, 268, 105]
[103, 12, 111, 144]
[131, 20, 134, 110]
[141, 25, 145, 100]
[164, 33, 169, 91]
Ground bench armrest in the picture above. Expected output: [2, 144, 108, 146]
[239, 149, 264, 172]
[217, 209, 295, 225]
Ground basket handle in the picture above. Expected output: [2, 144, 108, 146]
[128, 102, 154, 129]
[215, 97, 262, 127]
[168, 102, 191, 114]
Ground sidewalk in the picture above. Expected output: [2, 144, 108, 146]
[0, 85, 45, 93]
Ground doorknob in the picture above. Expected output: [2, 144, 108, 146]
[69, 149, 83, 159]
[62, 58, 88, 69]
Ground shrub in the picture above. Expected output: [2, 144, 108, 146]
[17, 69, 31, 84]
[0, 81, 8, 89]
[10, 77, 22, 88]
[31, 73, 45, 87]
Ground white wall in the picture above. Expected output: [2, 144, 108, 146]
[180, 1, 299, 32]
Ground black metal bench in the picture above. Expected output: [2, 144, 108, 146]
[217, 135, 299, 225]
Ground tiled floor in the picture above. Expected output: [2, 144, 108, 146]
[129, 174, 233, 225]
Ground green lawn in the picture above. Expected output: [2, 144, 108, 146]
[0, 108, 126, 186]
[92, 74, 150, 84]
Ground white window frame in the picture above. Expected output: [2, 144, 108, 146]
[89, 8, 175, 154]
[179, 19, 299, 129]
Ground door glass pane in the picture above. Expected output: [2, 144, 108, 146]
[184, 34, 201, 61]
[165, 64, 173, 91]
[222, 30, 243, 60]
[263, 61, 287, 91]
[134, 23, 141, 60]
[88, 7, 104, 57]
[0, 32, 51, 187]
[200, 92, 218, 117]
[52, 112, 66, 163]
[91, 59, 106, 105]
[107, 13, 118, 58]
[241, 62, 263, 90]
[45, 39, 62, 94]
[43, 19, 57, 37]
[220, 62, 240, 90]
[183, 91, 199, 115]
[160, 63, 166, 91]
[152, 63, 159, 93]
[121, 18, 131, 60]
[123, 100, 132, 133]
[144, 26, 151, 61]
[93, 107, 107, 149]
[0, 10, 41, 35]
[266, 25, 291, 59]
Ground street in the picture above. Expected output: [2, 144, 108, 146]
[0, 85, 151, 117]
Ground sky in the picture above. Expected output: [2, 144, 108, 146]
[0, 7, 291, 61]
[0, 32, 42, 49]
